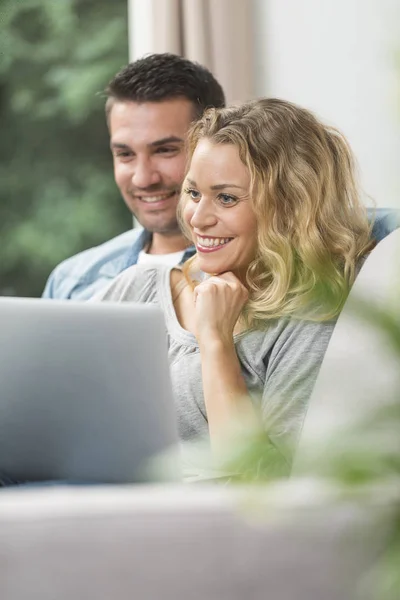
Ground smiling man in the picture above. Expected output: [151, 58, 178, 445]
[42, 54, 226, 300]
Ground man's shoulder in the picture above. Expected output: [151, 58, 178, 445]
[43, 228, 144, 300]
[59, 228, 142, 272]
[369, 207, 400, 242]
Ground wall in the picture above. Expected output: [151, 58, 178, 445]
[253, 0, 400, 208]
[128, 0, 154, 59]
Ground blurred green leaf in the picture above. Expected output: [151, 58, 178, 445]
[0, 0, 131, 296]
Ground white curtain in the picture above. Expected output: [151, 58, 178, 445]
[129, 0, 255, 104]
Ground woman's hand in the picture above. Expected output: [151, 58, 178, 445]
[193, 272, 249, 347]
[193, 272, 253, 444]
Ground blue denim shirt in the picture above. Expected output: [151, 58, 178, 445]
[42, 228, 196, 300]
[42, 208, 400, 301]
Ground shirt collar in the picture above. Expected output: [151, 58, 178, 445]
[122, 229, 195, 270]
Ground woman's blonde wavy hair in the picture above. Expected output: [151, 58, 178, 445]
[178, 98, 374, 325]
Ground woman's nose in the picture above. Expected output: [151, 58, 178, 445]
[189, 198, 218, 229]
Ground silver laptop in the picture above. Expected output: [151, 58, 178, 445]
[0, 297, 180, 484]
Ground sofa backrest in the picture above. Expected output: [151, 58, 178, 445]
[294, 227, 400, 472]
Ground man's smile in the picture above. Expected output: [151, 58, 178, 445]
[136, 190, 177, 203]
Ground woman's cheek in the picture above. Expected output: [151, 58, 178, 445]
[182, 203, 195, 231]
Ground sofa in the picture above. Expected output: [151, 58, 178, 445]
[0, 482, 392, 600]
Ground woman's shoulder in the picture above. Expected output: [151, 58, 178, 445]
[94, 264, 171, 302]
[238, 315, 336, 359]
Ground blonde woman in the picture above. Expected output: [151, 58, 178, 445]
[96, 98, 373, 477]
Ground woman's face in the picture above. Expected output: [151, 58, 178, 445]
[182, 139, 257, 281]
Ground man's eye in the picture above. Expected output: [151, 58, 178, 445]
[218, 194, 238, 206]
[155, 147, 179, 155]
[184, 188, 201, 200]
[115, 151, 133, 159]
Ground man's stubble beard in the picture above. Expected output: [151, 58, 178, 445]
[147, 220, 183, 237]
[133, 209, 183, 237]
[125, 186, 183, 236]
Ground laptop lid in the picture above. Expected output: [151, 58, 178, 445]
[0, 297, 180, 484]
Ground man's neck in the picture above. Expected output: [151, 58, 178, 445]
[147, 232, 191, 255]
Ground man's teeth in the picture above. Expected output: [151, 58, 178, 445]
[139, 193, 174, 203]
[197, 237, 232, 247]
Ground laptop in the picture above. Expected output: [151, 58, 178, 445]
[0, 297, 180, 484]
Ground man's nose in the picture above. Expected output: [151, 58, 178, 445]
[190, 199, 218, 229]
[131, 158, 161, 189]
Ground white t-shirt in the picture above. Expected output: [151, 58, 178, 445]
[136, 249, 185, 267]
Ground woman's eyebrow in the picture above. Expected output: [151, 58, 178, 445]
[185, 178, 244, 191]
[210, 183, 244, 190]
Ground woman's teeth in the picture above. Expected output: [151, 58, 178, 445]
[197, 237, 232, 247]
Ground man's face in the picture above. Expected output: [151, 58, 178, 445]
[109, 99, 195, 235]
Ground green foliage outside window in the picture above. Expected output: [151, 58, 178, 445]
[0, 0, 132, 297]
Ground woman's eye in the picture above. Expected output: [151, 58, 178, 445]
[218, 194, 238, 206]
[185, 188, 201, 201]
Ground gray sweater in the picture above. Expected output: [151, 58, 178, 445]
[96, 265, 336, 478]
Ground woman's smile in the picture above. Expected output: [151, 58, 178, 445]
[195, 235, 233, 252]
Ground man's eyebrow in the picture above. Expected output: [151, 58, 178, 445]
[185, 178, 244, 191]
[110, 142, 130, 150]
[110, 137, 184, 150]
[149, 136, 184, 147]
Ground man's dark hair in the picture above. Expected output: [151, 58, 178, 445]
[105, 53, 225, 121]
